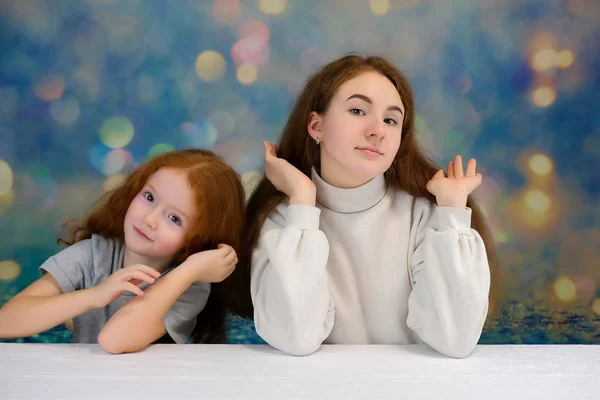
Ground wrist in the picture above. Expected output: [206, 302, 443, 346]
[436, 195, 468, 209]
[82, 287, 105, 309]
[290, 184, 316, 206]
[178, 260, 204, 284]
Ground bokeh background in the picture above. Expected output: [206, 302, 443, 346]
[0, 0, 598, 344]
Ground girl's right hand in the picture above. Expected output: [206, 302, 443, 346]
[264, 141, 316, 205]
[89, 265, 161, 308]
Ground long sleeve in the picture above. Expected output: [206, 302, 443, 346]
[250, 203, 335, 356]
[406, 204, 491, 358]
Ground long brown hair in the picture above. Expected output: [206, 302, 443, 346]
[59, 148, 246, 343]
[231, 54, 501, 322]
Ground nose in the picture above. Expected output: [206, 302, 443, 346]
[144, 208, 160, 230]
[365, 116, 386, 140]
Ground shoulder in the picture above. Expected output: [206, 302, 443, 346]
[52, 237, 94, 261]
[89, 234, 121, 258]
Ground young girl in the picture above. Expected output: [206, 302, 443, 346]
[0, 149, 245, 353]
[237, 54, 500, 358]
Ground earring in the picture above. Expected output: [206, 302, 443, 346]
[315, 137, 320, 145]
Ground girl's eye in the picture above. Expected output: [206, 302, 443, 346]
[144, 192, 154, 202]
[169, 215, 181, 226]
[350, 108, 365, 116]
[384, 118, 398, 126]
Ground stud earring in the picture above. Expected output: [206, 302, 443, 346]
[315, 137, 320, 145]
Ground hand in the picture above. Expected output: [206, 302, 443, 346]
[89, 265, 161, 308]
[264, 141, 316, 205]
[183, 244, 238, 283]
[426, 155, 483, 209]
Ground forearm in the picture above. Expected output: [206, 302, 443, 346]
[252, 206, 333, 355]
[0, 290, 98, 338]
[408, 209, 491, 358]
[98, 264, 195, 354]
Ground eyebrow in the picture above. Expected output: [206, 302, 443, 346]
[346, 94, 404, 116]
[147, 184, 191, 222]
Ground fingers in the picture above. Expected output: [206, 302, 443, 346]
[465, 158, 477, 176]
[216, 243, 234, 255]
[465, 174, 483, 191]
[131, 265, 161, 279]
[224, 250, 237, 266]
[264, 141, 277, 159]
[453, 155, 464, 178]
[433, 169, 445, 179]
[124, 270, 157, 285]
[123, 282, 144, 296]
[222, 261, 236, 281]
[447, 161, 454, 178]
[217, 244, 237, 280]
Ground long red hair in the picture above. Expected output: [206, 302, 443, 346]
[230, 54, 502, 323]
[59, 148, 246, 343]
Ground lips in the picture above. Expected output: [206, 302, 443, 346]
[356, 147, 383, 156]
[134, 227, 152, 241]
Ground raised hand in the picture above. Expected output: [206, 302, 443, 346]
[426, 155, 483, 209]
[183, 244, 238, 283]
[264, 141, 316, 205]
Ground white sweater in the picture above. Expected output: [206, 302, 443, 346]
[250, 168, 491, 358]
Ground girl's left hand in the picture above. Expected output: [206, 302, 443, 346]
[426, 155, 483, 209]
[183, 244, 238, 283]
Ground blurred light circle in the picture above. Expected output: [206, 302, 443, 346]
[532, 86, 556, 108]
[99, 116, 135, 149]
[556, 49, 575, 68]
[370, 0, 390, 15]
[524, 189, 551, 213]
[258, 0, 287, 15]
[91, 143, 131, 176]
[181, 121, 218, 148]
[0, 260, 20, 281]
[231, 37, 269, 65]
[238, 19, 270, 43]
[554, 276, 576, 302]
[148, 143, 175, 158]
[49, 97, 80, 126]
[103, 174, 127, 192]
[528, 153, 553, 176]
[208, 110, 235, 138]
[237, 63, 258, 85]
[0, 160, 14, 196]
[103, 149, 131, 176]
[212, 0, 242, 22]
[195, 51, 227, 82]
[35, 74, 65, 101]
[0, 189, 15, 214]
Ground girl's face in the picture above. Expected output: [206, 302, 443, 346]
[308, 71, 405, 188]
[124, 168, 196, 261]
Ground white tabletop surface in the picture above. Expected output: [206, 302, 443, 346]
[1, 343, 598, 399]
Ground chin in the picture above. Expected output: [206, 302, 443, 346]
[353, 164, 386, 180]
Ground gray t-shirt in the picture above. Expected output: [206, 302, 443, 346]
[39, 234, 211, 344]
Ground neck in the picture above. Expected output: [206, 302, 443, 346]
[319, 160, 371, 189]
[122, 248, 174, 273]
[311, 167, 388, 214]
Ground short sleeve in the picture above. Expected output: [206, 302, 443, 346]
[163, 281, 211, 344]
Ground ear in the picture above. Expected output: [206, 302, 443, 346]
[307, 111, 323, 142]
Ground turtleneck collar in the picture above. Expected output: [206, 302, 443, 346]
[311, 167, 388, 214]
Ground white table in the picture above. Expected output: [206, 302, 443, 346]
[1, 344, 598, 399]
